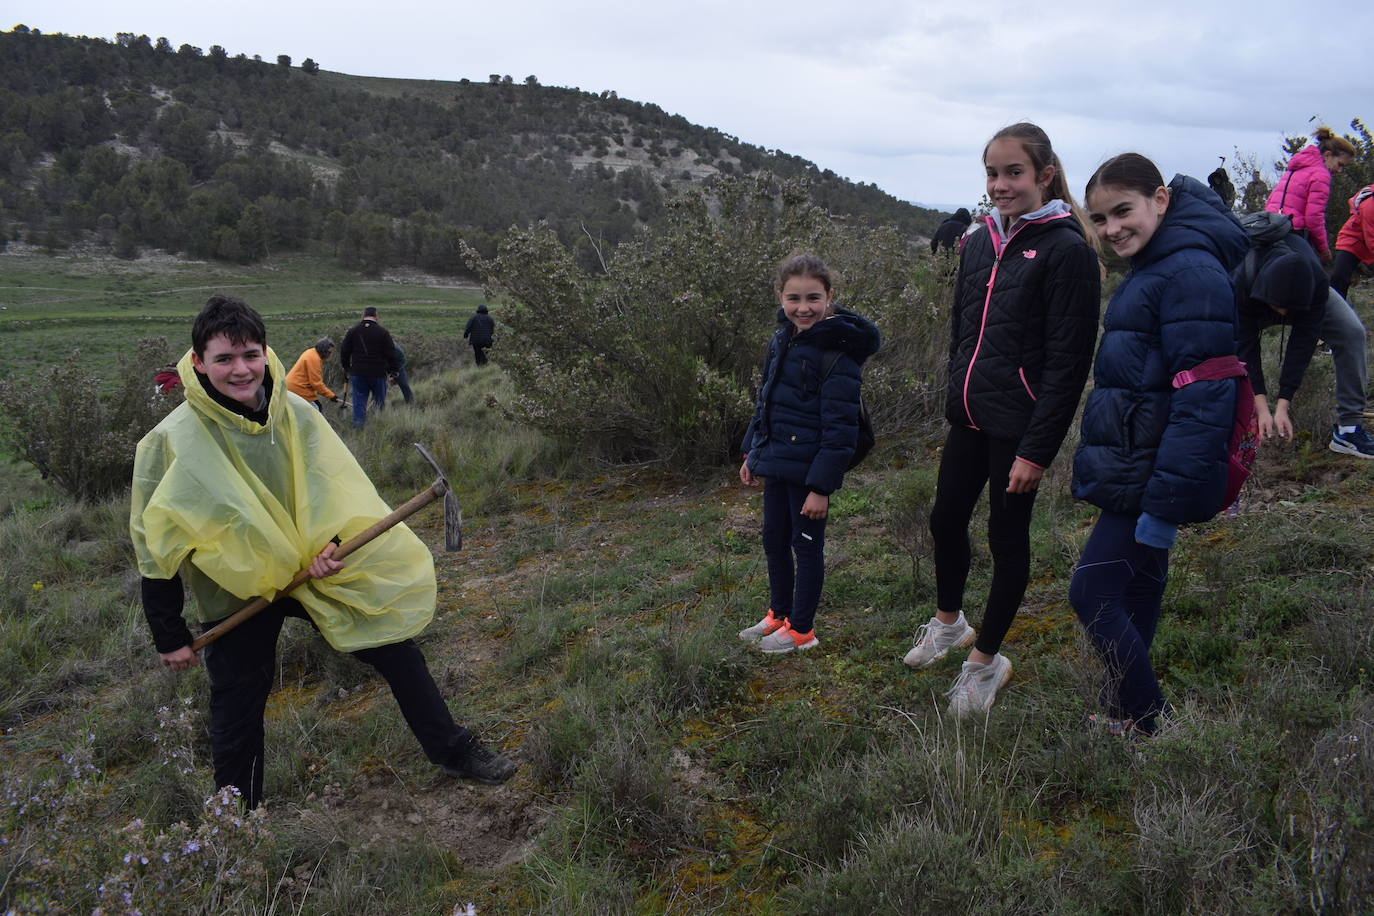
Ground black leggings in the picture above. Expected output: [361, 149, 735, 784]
[1331, 250, 1361, 300]
[929, 424, 1039, 656]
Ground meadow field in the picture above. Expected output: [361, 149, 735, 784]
[2, 249, 1372, 914]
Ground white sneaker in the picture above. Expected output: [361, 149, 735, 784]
[902, 614, 976, 668]
[757, 625, 819, 654]
[738, 610, 785, 642]
[946, 654, 1013, 717]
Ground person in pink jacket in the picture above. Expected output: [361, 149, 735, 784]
[1332, 185, 1374, 299]
[1265, 126, 1356, 264]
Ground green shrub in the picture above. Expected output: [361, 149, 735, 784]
[0, 337, 180, 500]
[465, 175, 943, 469]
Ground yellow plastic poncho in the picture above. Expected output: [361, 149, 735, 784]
[129, 347, 435, 651]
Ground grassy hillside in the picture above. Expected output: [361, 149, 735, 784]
[2, 254, 1372, 912]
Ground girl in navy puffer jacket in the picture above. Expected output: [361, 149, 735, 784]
[1071, 154, 1246, 735]
[738, 254, 881, 654]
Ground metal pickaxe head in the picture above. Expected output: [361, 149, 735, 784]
[413, 442, 462, 551]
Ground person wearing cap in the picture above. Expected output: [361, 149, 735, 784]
[285, 337, 338, 411]
[463, 304, 495, 366]
[339, 307, 399, 428]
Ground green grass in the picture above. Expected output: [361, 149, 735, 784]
[0, 251, 488, 382]
[3, 275, 1373, 912]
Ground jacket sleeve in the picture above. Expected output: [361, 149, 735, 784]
[339, 328, 354, 373]
[463, 317, 473, 339]
[1359, 199, 1374, 259]
[142, 574, 192, 653]
[806, 354, 862, 495]
[382, 329, 400, 374]
[1235, 310, 1267, 396]
[1015, 240, 1101, 468]
[1141, 266, 1237, 524]
[741, 337, 776, 455]
[1273, 306, 1322, 402]
[1305, 170, 1332, 256]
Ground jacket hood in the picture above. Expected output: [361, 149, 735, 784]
[1284, 145, 1324, 173]
[1244, 235, 1327, 314]
[178, 345, 288, 435]
[1134, 174, 1248, 272]
[773, 305, 882, 366]
[953, 207, 972, 223]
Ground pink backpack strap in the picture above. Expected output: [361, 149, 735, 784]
[1173, 356, 1247, 388]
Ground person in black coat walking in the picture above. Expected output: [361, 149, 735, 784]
[340, 306, 399, 428]
[463, 304, 495, 366]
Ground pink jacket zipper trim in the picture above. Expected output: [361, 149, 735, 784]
[1019, 368, 1037, 401]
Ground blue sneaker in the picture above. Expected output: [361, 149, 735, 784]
[1330, 425, 1374, 459]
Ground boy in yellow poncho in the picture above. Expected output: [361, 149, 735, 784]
[130, 295, 516, 808]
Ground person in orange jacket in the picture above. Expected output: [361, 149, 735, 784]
[285, 337, 338, 411]
[1332, 185, 1374, 299]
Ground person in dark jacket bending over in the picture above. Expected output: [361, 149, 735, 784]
[1072, 156, 1247, 736]
[463, 304, 495, 366]
[339, 306, 399, 428]
[903, 122, 1101, 718]
[1233, 215, 1330, 442]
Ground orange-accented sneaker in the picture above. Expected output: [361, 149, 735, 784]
[757, 624, 819, 654]
[738, 609, 786, 642]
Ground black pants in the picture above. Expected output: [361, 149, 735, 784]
[471, 343, 489, 366]
[201, 597, 473, 808]
[761, 478, 827, 635]
[929, 424, 1038, 656]
[1331, 250, 1361, 300]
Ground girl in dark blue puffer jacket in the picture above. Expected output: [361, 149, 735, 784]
[738, 254, 881, 654]
[1071, 154, 1246, 735]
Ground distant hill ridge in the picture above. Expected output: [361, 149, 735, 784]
[0, 26, 945, 275]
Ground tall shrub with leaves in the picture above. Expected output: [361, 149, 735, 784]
[0, 338, 180, 500]
[465, 175, 947, 468]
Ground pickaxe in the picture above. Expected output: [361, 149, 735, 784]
[190, 443, 461, 652]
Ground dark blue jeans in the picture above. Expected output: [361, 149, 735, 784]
[1069, 510, 1170, 732]
[350, 375, 387, 428]
[761, 478, 827, 635]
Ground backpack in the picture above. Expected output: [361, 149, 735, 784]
[1171, 356, 1257, 517]
[820, 349, 875, 470]
[1235, 210, 1293, 297]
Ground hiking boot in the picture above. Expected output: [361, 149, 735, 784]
[738, 609, 786, 642]
[757, 624, 819, 654]
[441, 742, 518, 785]
[946, 654, 1013, 717]
[1330, 425, 1374, 459]
[903, 614, 976, 669]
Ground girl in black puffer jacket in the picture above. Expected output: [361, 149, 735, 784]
[905, 123, 1101, 719]
[738, 254, 881, 654]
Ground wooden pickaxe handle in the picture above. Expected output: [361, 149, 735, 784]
[190, 480, 447, 652]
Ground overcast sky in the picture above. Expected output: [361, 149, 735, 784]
[13, 2, 1372, 211]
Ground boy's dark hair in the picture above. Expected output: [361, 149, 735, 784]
[363, 306, 379, 317]
[775, 252, 833, 294]
[192, 295, 267, 356]
[1085, 153, 1165, 200]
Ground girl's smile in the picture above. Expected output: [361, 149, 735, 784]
[1086, 184, 1170, 259]
[779, 274, 834, 332]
